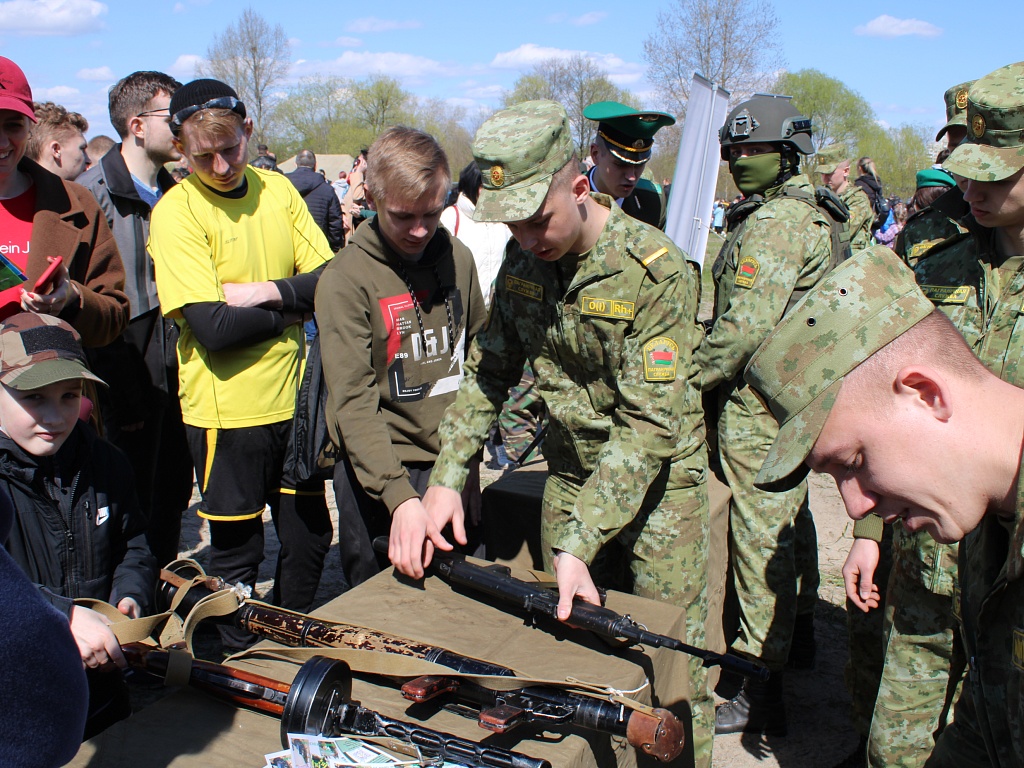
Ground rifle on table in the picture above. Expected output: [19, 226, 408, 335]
[370, 538, 769, 682]
[122, 645, 549, 768]
[158, 566, 685, 762]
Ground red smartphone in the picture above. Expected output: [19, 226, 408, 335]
[33, 257, 63, 295]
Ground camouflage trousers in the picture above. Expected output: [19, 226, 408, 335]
[867, 525, 963, 768]
[718, 381, 813, 671]
[497, 361, 545, 462]
[845, 524, 893, 737]
[540, 464, 713, 768]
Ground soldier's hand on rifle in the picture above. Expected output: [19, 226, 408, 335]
[843, 537, 882, 612]
[553, 551, 602, 621]
[69, 605, 127, 670]
[391, 493, 456, 579]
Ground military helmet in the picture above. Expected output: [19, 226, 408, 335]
[719, 94, 815, 160]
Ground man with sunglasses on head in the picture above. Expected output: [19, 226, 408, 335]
[148, 79, 334, 652]
[79, 71, 195, 569]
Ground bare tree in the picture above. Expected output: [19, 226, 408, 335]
[504, 54, 639, 155]
[643, 0, 784, 115]
[200, 8, 290, 143]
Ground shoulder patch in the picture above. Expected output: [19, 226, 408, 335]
[1013, 627, 1024, 672]
[506, 275, 543, 301]
[734, 255, 760, 289]
[643, 337, 678, 381]
[920, 284, 970, 305]
[581, 296, 635, 320]
[907, 239, 945, 263]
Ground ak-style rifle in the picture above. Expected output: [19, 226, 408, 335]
[371, 538, 769, 682]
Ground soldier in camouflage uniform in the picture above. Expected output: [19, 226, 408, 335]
[696, 94, 843, 735]
[896, 81, 975, 267]
[841, 61, 1024, 768]
[816, 145, 875, 250]
[743, 242, 1024, 768]
[394, 100, 713, 767]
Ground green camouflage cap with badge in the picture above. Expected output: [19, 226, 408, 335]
[0, 312, 106, 391]
[473, 100, 575, 223]
[944, 62, 1024, 181]
[584, 101, 676, 164]
[814, 145, 850, 175]
[935, 80, 976, 142]
[744, 245, 934, 491]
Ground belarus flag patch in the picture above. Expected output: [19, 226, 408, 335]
[735, 255, 760, 289]
[643, 337, 679, 381]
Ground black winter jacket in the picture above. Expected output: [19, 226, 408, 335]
[0, 423, 156, 619]
[286, 166, 345, 252]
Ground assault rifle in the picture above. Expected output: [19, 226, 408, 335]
[158, 567, 685, 761]
[122, 645, 549, 768]
[371, 538, 769, 682]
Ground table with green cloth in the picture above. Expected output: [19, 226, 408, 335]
[70, 561, 700, 768]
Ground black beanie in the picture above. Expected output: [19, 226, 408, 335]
[170, 78, 243, 121]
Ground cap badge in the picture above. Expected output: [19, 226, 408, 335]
[490, 165, 505, 188]
[972, 114, 986, 138]
[955, 89, 969, 110]
[632, 139, 645, 149]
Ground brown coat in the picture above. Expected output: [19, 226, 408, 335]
[20, 157, 129, 347]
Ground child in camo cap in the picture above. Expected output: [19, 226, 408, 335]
[0, 312, 156, 732]
[744, 244, 1024, 766]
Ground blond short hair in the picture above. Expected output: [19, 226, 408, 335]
[178, 108, 245, 147]
[26, 102, 88, 162]
[365, 127, 450, 206]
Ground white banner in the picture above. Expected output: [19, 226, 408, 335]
[665, 74, 731, 268]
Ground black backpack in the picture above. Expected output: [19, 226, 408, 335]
[282, 329, 337, 484]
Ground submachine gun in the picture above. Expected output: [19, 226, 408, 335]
[158, 565, 685, 762]
[122, 645, 549, 768]
[371, 538, 769, 683]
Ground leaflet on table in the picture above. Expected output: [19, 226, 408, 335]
[264, 734, 463, 767]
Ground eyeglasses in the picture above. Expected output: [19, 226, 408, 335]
[169, 96, 246, 136]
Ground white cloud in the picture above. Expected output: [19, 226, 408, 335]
[169, 54, 203, 79]
[463, 83, 505, 100]
[571, 11, 606, 26]
[491, 44, 580, 69]
[854, 15, 942, 38]
[0, 0, 107, 35]
[34, 84, 81, 101]
[323, 35, 362, 48]
[76, 65, 114, 81]
[292, 51, 453, 81]
[345, 17, 421, 34]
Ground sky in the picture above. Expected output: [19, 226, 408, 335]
[1, 0, 1020, 145]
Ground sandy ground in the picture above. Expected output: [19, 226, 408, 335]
[169, 463, 859, 768]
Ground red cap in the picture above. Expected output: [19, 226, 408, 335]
[0, 57, 36, 123]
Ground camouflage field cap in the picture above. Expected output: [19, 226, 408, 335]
[472, 100, 574, 223]
[744, 246, 934, 491]
[935, 80, 976, 142]
[0, 313, 106, 391]
[814, 145, 850, 175]
[944, 62, 1024, 181]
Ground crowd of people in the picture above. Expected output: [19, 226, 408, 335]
[1, 48, 1023, 768]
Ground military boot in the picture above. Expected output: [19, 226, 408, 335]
[714, 670, 787, 735]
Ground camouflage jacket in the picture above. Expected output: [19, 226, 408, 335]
[841, 183, 875, 251]
[928, 474, 1024, 768]
[696, 174, 834, 392]
[897, 187, 970, 267]
[913, 223, 1024, 387]
[430, 196, 706, 563]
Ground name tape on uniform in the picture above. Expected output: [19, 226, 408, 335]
[921, 285, 971, 305]
[506, 276, 544, 301]
[581, 296, 635, 320]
